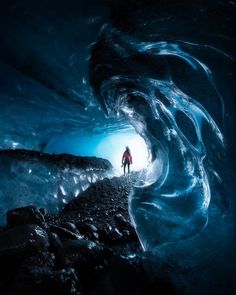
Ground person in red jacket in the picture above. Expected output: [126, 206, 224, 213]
[122, 146, 132, 175]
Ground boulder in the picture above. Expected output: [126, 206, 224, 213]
[62, 239, 97, 253]
[49, 232, 62, 250]
[50, 225, 82, 240]
[76, 222, 98, 236]
[7, 265, 81, 295]
[108, 228, 123, 242]
[7, 205, 46, 228]
[60, 222, 81, 235]
[109, 254, 153, 295]
[0, 224, 49, 257]
[114, 213, 130, 229]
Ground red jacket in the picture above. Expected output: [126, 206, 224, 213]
[122, 151, 132, 164]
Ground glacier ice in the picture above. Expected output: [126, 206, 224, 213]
[89, 24, 229, 250]
[0, 151, 112, 224]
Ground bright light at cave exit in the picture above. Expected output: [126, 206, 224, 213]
[96, 130, 149, 173]
[45, 129, 149, 174]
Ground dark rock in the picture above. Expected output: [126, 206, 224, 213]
[49, 232, 62, 250]
[128, 227, 138, 239]
[62, 239, 103, 254]
[60, 222, 81, 235]
[61, 173, 139, 242]
[0, 224, 49, 257]
[114, 213, 130, 229]
[97, 228, 109, 242]
[105, 224, 112, 231]
[76, 222, 98, 235]
[7, 205, 46, 228]
[117, 206, 125, 212]
[38, 207, 48, 217]
[48, 233, 68, 269]
[87, 224, 98, 232]
[109, 254, 154, 295]
[86, 217, 94, 222]
[7, 263, 81, 295]
[57, 239, 103, 270]
[50, 225, 82, 240]
[121, 229, 131, 240]
[108, 228, 123, 242]
[25, 250, 56, 268]
[90, 232, 99, 241]
[0, 251, 56, 294]
[62, 239, 98, 253]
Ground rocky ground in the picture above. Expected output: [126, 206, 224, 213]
[0, 172, 175, 295]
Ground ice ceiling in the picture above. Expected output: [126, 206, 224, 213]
[0, 0, 150, 173]
[0, 0, 124, 153]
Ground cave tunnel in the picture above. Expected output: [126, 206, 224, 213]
[0, 1, 235, 295]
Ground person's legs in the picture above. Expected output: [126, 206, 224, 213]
[124, 162, 127, 175]
[128, 163, 130, 173]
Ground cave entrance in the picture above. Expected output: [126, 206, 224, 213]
[44, 127, 149, 175]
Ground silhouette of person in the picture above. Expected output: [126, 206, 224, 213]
[122, 146, 132, 175]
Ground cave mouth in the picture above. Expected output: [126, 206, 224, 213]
[44, 126, 150, 175]
[0, 121, 151, 224]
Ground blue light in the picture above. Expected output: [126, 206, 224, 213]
[45, 128, 149, 174]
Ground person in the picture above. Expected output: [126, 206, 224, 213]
[122, 146, 132, 175]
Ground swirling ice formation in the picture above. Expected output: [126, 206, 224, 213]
[90, 26, 226, 251]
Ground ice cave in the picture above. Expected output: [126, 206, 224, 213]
[0, 1, 235, 295]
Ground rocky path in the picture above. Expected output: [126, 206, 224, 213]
[0, 173, 174, 295]
[60, 174, 139, 251]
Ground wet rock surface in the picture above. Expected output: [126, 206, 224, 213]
[0, 224, 49, 257]
[7, 206, 47, 228]
[0, 174, 175, 295]
[61, 175, 138, 247]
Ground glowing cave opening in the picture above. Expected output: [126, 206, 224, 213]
[45, 128, 149, 175]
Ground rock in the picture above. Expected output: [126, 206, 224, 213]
[49, 232, 62, 250]
[7, 264, 81, 295]
[114, 213, 130, 229]
[109, 254, 154, 295]
[57, 239, 103, 270]
[0, 251, 55, 294]
[7, 205, 46, 228]
[90, 232, 99, 241]
[121, 229, 131, 240]
[105, 224, 112, 231]
[108, 228, 123, 242]
[76, 222, 98, 235]
[38, 207, 48, 217]
[128, 227, 138, 239]
[0, 224, 49, 257]
[97, 228, 109, 242]
[62, 239, 97, 252]
[86, 217, 94, 222]
[50, 225, 82, 240]
[117, 206, 125, 212]
[60, 222, 81, 235]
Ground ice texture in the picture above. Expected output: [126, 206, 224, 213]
[0, 150, 111, 224]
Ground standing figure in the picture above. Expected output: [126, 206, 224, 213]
[122, 146, 132, 175]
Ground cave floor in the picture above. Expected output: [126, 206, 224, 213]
[0, 172, 174, 295]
